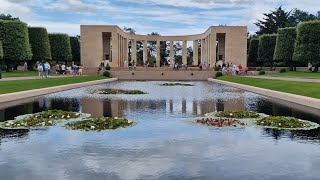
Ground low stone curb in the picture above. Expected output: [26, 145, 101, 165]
[0, 78, 118, 104]
[208, 78, 320, 110]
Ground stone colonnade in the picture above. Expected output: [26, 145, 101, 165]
[81, 25, 247, 69]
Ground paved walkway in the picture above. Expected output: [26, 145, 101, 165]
[0, 76, 76, 81]
[245, 76, 320, 83]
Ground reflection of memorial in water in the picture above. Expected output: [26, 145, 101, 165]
[81, 99, 128, 118]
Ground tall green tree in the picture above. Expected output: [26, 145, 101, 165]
[48, 33, 72, 64]
[28, 27, 51, 66]
[247, 38, 259, 67]
[255, 6, 291, 35]
[258, 34, 277, 67]
[0, 20, 32, 71]
[70, 36, 80, 64]
[273, 27, 297, 69]
[187, 46, 193, 65]
[293, 21, 320, 72]
[288, 9, 318, 26]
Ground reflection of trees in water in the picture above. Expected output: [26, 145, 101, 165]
[262, 127, 320, 143]
[0, 98, 81, 121]
[0, 129, 29, 145]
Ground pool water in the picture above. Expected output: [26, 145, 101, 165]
[0, 81, 320, 180]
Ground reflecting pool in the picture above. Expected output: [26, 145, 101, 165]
[0, 81, 320, 180]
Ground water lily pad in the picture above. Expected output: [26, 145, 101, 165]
[0, 110, 91, 130]
[256, 116, 319, 130]
[95, 89, 147, 94]
[161, 83, 194, 86]
[205, 111, 267, 119]
[64, 117, 137, 131]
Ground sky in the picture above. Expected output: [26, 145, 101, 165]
[0, 0, 319, 36]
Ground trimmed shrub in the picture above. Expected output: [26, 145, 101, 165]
[70, 36, 80, 64]
[105, 63, 111, 70]
[0, 41, 3, 60]
[247, 38, 259, 66]
[259, 70, 265, 75]
[49, 33, 72, 64]
[215, 71, 223, 78]
[279, 68, 286, 73]
[103, 71, 110, 77]
[214, 66, 220, 71]
[274, 27, 297, 66]
[293, 21, 320, 72]
[255, 67, 263, 71]
[0, 20, 32, 70]
[258, 34, 277, 67]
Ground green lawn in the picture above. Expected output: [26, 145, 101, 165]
[264, 71, 320, 79]
[1, 71, 39, 77]
[217, 76, 320, 99]
[0, 76, 105, 94]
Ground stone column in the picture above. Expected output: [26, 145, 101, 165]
[131, 39, 137, 64]
[124, 38, 128, 67]
[118, 34, 121, 67]
[210, 33, 216, 68]
[193, 40, 198, 66]
[170, 41, 174, 67]
[156, 40, 160, 67]
[207, 35, 210, 67]
[201, 39, 205, 64]
[143, 40, 148, 64]
[111, 32, 119, 66]
[182, 40, 187, 65]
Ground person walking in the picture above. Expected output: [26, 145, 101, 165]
[61, 63, 66, 75]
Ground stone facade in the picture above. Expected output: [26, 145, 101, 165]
[80, 25, 247, 73]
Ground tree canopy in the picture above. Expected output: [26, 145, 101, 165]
[247, 38, 259, 67]
[70, 36, 80, 64]
[28, 27, 52, 62]
[293, 21, 320, 71]
[0, 20, 32, 70]
[0, 14, 19, 20]
[258, 34, 277, 66]
[273, 27, 297, 66]
[49, 33, 72, 63]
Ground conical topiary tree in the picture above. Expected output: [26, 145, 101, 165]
[258, 34, 277, 68]
[49, 33, 72, 65]
[247, 38, 259, 67]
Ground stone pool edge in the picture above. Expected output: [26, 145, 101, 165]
[208, 78, 320, 110]
[0, 78, 118, 104]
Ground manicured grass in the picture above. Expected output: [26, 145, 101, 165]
[0, 76, 105, 94]
[218, 76, 320, 99]
[264, 71, 320, 78]
[1, 71, 39, 77]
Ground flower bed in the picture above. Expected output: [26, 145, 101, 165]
[64, 117, 136, 131]
[196, 117, 246, 127]
[161, 83, 194, 86]
[95, 89, 146, 94]
[206, 111, 261, 119]
[0, 110, 89, 129]
[256, 116, 319, 130]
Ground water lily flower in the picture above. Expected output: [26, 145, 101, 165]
[67, 115, 70, 118]
[91, 126, 95, 129]
[278, 123, 281, 126]
[62, 115, 65, 118]
[115, 117, 118, 119]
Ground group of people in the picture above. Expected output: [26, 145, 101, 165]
[37, 62, 83, 78]
[219, 62, 248, 75]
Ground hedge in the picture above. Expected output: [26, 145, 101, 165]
[0, 20, 32, 69]
[0, 41, 3, 60]
[28, 27, 51, 61]
[258, 34, 277, 67]
[293, 21, 320, 70]
[49, 33, 72, 63]
[247, 38, 259, 66]
[70, 36, 80, 64]
[273, 27, 297, 66]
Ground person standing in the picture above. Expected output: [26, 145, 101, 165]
[61, 63, 66, 75]
[24, 61, 28, 71]
[37, 63, 43, 77]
